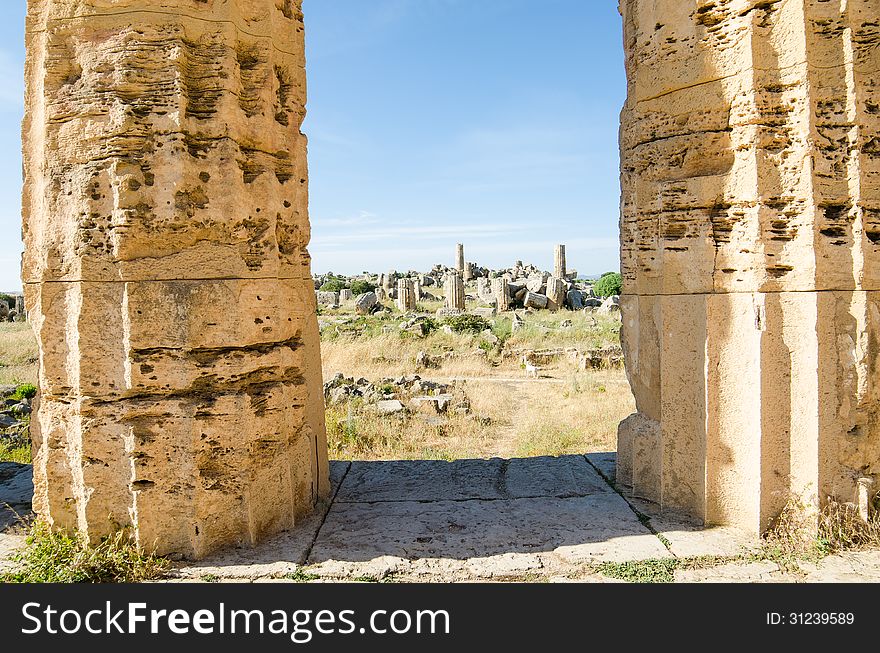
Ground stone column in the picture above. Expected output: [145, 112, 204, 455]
[554, 245, 566, 280]
[493, 278, 510, 312]
[463, 262, 474, 282]
[445, 271, 465, 311]
[411, 278, 422, 301]
[619, 0, 880, 533]
[396, 278, 416, 312]
[545, 276, 566, 312]
[22, 0, 329, 558]
[383, 271, 395, 292]
[456, 244, 465, 274]
[476, 278, 489, 300]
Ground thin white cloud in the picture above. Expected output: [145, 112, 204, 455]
[314, 210, 380, 227]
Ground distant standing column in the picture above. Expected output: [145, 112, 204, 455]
[445, 271, 466, 311]
[554, 245, 566, 280]
[456, 244, 465, 274]
[412, 277, 422, 301]
[397, 278, 416, 312]
[493, 277, 510, 312]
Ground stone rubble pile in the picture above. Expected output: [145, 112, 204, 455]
[323, 373, 470, 416]
[313, 244, 615, 315]
[0, 386, 32, 442]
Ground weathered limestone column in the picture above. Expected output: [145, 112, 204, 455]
[412, 277, 422, 301]
[456, 244, 465, 274]
[22, 0, 329, 558]
[619, 0, 880, 533]
[445, 271, 465, 311]
[493, 277, 511, 312]
[396, 278, 416, 312]
[463, 262, 474, 282]
[554, 245, 566, 280]
[545, 276, 566, 312]
[383, 271, 395, 292]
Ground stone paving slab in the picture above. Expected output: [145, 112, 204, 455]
[797, 550, 880, 583]
[309, 493, 671, 565]
[336, 455, 610, 503]
[584, 452, 616, 485]
[624, 494, 759, 558]
[652, 520, 758, 558]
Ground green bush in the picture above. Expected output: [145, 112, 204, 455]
[350, 280, 376, 296]
[594, 272, 622, 298]
[11, 383, 37, 401]
[320, 279, 346, 293]
[443, 314, 489, 334]
[0, 293, 13, 309]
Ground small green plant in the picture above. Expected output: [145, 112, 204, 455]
[594, 272, 622, 298]
[442, 314, 489, 334]
[596, 558, 680, 583]
[1, 521, 170, 583]
[285, 568, 320, 582]
[478, 340, 495, 354]
[10, 383, 37, 401]
[349, 280, 377, 296]
[201, 573, 220, 583]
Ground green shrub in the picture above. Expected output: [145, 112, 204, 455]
[442, 314, 489, 334]
[0, 293, 13, 309]
[11, 383, 37, 401]
[1, 522, 169, 583]
[490, 318, 512, 343]
[420, 317, 440, 336]
[350, 280, 376, 296]
[594, 272, 622, 298]
[320, 279, 346, 293]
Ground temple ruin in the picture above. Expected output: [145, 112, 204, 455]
[19, 0, 880, 559]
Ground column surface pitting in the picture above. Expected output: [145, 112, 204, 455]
[619, 0, 880, 532]
[22, 0, 329, 558]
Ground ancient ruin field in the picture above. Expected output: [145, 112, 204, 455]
[0, 296, 632, 465]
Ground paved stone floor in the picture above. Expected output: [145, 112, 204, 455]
[2, 457, 880, 582]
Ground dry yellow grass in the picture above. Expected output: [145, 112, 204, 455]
[511, 369, 633, 457]
[0, 323, 38, 386]
[326, 403, 499, 461]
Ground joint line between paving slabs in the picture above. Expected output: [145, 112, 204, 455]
[301, 462, 352, 565]
[334, 492, 603, 506]
[581, 455, 676, 557]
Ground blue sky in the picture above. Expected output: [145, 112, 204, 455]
[0, 0, 624, 290]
